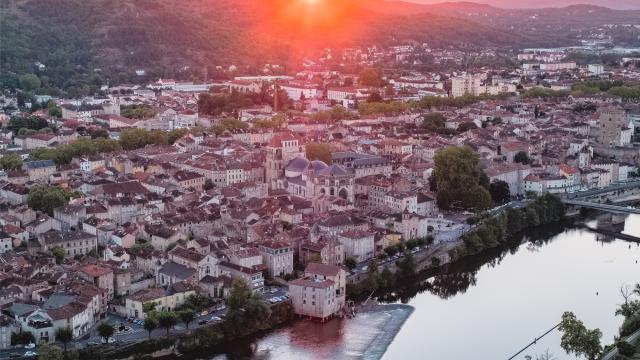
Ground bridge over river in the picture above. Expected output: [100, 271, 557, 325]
[561, 199, 640, 214]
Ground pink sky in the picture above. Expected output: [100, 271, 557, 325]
[407, 0, 640, 10]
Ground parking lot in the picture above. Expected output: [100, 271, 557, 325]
[262, 286, 290, 305]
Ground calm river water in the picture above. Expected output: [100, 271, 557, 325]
[213, 214, 640, 360]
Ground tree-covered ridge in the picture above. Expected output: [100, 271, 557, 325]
[2, 0, 620, 97]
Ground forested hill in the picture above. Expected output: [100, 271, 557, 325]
[1, 0, 639, 96]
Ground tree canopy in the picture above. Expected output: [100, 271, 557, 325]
[27, 186, 75, 216]
[97, 322, 114, 341]
[421, 112, 455, 135]
[513, 151, 531, 165]
[489, 180, 510, 205]
[358, 68, 383, 87]
[121, 104, 157, 119]
[433, 146, 491, 211]
[558, 311, 602, 360]
[0, 154, 23, 171]
[306, 142, 332, 164]
[224, 279, 271, 337]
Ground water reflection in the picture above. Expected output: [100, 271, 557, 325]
[378, 221, 568, 303]
[181, 215, 640, 360]
[384, 214, 640, 360]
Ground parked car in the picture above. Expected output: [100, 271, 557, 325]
[24, 343, 35, 349]
[210, 316, 222, 322]
[87, 341, 99, 346]
[198, 319, 209, 325]
[101, 337, 116, 344]
[24, 351, 37, 358]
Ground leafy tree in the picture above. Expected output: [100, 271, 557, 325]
[181, 294, 213, 313]
[366, 92, 383, 103]
[120, 104, 156, 119]
[433, 146, 491, 211]
[617, 341, 636, 357]
[55, 327, 73, 352]
[119, 128, 167, 150]
[378, 267, 396, 289]
[358, 68, 383, 87]
[28, 186, 73, 216]
[513, 151, 530, 165]
[157, 311, 178, 335]
[558, 311, 602, 360]
[38, 343, 63, 360]
[310, 105, 358, 123]
[11, 331, 35, 346]
[97, 322, 115, 342]
[489, 180, 510, 204]
[18, 128, 37, 136]
[224, 279, 271, 337]
[457, 122, 477, 133]
[19, 74, 41, 92]
[308, 253, 323, 263]
[143, 317, 158, 339]
[198, 91, 255, 116]
[522, 88, 570, 99]
[422, 112, 447, 132]
[128, 241, 153, 256]
[168, 128, 189, 144]
[8, 115, 48, 132]
[358, 101, 407, 116]
[142, 301, 157, 314]
[344, 257, 357, 270]
[90, 128, 109, 139]
[306, 142, 332, 164]
[397, 251, 417, 278]
[212, 117, 248, 135]
[0, 154, 23, 171]
[51, 246, 67, 265]
[178, 310, 195, 330]
[47, 102, 62, 118]
[203, 179, 214, 191]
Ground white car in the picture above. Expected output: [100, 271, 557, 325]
[24, 351, 37, 357]
[101, 337, 116, 344]
[209, 316, 222, 322]
[24, 343, 36, 349]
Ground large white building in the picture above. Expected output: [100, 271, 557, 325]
[337, 230, 375, 263]
[450, 74, 484, 97]
[288, 263, 346, 321]
[258, 241, 294, 277]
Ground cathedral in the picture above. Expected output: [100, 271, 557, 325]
[273, 156, 355, 203]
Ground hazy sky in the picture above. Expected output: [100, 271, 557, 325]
[408, 0, 640, 10]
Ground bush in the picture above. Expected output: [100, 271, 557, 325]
[620, 313, 640, 337]
[617, 340, 636, 356]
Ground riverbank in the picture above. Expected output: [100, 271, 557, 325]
[346, 194, 566, 301]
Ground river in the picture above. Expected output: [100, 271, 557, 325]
[214, 214, 640, 360]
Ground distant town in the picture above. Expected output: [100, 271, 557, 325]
[0, 39, 640, 359]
